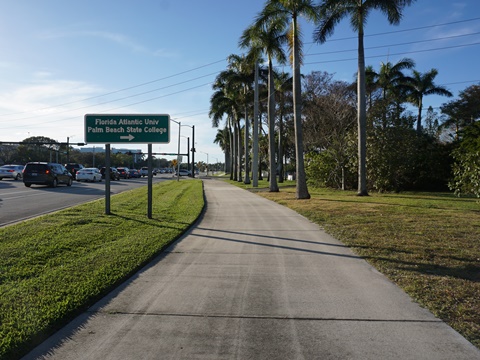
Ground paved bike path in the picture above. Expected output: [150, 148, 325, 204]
[25, 179, 480, 359]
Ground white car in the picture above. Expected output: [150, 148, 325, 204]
[76, 168, 103, 182]
[0, 164, 24, 180]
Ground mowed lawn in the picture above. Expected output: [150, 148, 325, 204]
[0, 180, 204, 359]
[228, 179, 480, 349]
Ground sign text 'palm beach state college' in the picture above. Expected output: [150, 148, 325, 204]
[84, 114, 170, 144]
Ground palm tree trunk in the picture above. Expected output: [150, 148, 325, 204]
[244, 94, 251, 184]
[357, 25, 368, 196]
[268, 58, 279, 192]
[252, 61, 259, 187]
[278, 112, 284, 183]
[237, 121, 243, 182]
[292, 14, 310, 199]
[416, 97, 423, 134]
[233, 121, 238, 181]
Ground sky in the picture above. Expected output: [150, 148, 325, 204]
[1, 0, 479, 165]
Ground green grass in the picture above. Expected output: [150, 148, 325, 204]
[227, 179, 480, 349]
[0, 180, 204, 359]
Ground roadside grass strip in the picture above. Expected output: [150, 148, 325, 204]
[0, 180, 204, 359]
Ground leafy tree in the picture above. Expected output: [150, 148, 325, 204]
[449, 121, 480, 197]
[315, 0, 416, 196]
[17, 136, 60, 163]
[441, 83, 480, 140]
[303, 71, 356, 189]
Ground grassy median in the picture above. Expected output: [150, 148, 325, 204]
[0, 179, 204, 359]
[228, 179, 480, 349]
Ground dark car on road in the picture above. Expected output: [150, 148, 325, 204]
[128, 169, 141, 178]
[23, 162, 73, 187]
[65, 163, 84, 179]
[100, 167, 121, 180]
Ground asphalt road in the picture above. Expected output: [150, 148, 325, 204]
[0, 174, 170, 227]
[24, 179, 480, 359]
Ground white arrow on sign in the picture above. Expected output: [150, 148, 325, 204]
[120, 134, 135, 141]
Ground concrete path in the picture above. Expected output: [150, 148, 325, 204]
[25, 179, 480, 359]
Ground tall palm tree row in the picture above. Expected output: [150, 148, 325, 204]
[250, 0, 320, 199]
[240, 14, 289, 192]
[314, 0, 416, 196]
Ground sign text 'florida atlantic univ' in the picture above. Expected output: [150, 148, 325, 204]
[84, 114, 170, 144]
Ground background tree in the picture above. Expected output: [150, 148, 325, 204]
[303, 71, 357, 189]
[441, 83, 480, 140]
[16, 136, 60, 163]
[214, 127, 231, 173]
[315, 0, 416, 196]
[449, 121, 480, 197]
[406, 68, 453, 134]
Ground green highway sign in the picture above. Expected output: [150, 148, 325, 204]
[84, 114, 170, 144]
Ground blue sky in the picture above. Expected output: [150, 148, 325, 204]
[0, 0, 479, 164]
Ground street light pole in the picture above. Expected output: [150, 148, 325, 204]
[171, 119, 182, 181]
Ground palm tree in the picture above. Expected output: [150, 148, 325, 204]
[253, 0, 319, 199]
[406, 68, 453, 134]
[275, 72, 293, 183]
[374, 58, 415, 128]
[210, 67, 242, 180]
[240, 16, 288, 192]
[315, 0, 416, 196]
[214, 127, 231, 173]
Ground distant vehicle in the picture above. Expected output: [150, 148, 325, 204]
[140, 167, 149, 177]
[23, 162, 73, 188]
[76, 168, 102, 182]
[100, 167, 121, 180]
[65, 163, 84, 179]
[175, 169, 191, 177]
[116, 167, 130, 179]
[128, 169, 141, 178]
[0, 164, 24, 180]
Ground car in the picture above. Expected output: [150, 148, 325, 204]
[76, 168, 103, 182]
[100, 167, 121, 180]
[0, 164, 24, 180]
[23, 162, 73, 187]
[175, 169, 191, 177]
[140, 167, 149, 177]
[65, 163, 84, 179]
[128, 169, 141, 178]
[128, 169, 142, 178]
[116, 167, 130, 179]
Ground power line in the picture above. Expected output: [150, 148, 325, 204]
[304, 41, 480, 66]
[306, 31, 480, 57]
[2, 17, 479, 130]
[305, 16, 480, 44]
[0, 59, 226, 118]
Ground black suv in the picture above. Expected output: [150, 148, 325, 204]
[23, 162, 73, 188]
[100, 167, 121, 180]
[65, 163, 84, 179]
